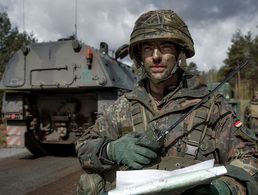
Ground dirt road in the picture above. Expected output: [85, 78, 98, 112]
[0, 150, 84, 195]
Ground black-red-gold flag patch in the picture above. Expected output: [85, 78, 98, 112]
[234, 120, 242, 128]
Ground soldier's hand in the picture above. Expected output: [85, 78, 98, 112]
[107, 132, 159, 169]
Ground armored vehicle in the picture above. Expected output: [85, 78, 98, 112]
[207, 82, 240, 118]
[244, 92, 258, 135]
[0, 39, 136, 155]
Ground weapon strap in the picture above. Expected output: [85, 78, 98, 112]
[130, 96, 216, 160]
[131, 100, 149, 132]
[183, 95, 215, 159]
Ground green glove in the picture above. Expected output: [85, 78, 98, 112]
[211, 179, 231, 195]
[182, 179, 231, 195]
[107, 132, 159, 169]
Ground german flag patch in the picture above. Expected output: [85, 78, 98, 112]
[234, 120, 242, 128]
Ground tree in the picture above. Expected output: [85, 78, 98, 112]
[203, 68, 218, 84]
[218, 30, 258, 99]
[186, 62, 200, 75]
[0, 12, 36, 77]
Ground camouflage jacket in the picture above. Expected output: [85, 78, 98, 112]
[76, 76, 258, 194]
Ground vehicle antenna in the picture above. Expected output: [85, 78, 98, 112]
[22, 0, 25, 32]
[74, 0, 78, 39]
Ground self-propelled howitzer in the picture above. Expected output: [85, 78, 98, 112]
[0, 39, 136, 155]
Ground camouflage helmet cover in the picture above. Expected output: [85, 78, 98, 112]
[129, 9, 195, 68]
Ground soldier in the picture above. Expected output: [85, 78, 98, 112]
[76, 9, 258, 194]
[244, 91, 258, 136]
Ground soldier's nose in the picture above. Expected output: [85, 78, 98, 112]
[152, 49, 162, 64]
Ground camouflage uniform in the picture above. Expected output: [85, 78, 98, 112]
[76, 75, 258, 194]
[76, 9, 258, 194]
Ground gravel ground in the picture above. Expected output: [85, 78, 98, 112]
[0, 151, 82, 195]
[0, 147, 31, 159]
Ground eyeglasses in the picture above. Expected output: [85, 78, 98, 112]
[141, 41, 177, 57]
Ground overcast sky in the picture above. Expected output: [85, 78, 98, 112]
[1, 0, 258, 71]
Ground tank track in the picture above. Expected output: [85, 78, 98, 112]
[25, 131, 48, 156]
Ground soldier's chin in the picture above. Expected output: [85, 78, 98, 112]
[147, 72, 170, 84]
[149, 77, 165, 84]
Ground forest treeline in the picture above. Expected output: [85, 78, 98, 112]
[188, 30, 258, 100]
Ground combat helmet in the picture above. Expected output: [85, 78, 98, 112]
[129, 9, 195, 69]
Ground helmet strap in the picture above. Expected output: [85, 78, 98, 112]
[178, 50, 187, 70]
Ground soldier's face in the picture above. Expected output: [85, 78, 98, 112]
[141, 41, 178, 83]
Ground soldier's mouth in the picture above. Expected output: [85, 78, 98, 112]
[151, 64, 165, 73]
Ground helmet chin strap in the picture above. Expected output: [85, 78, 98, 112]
[143, 51, 186, 84]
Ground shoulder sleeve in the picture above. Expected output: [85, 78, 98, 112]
[210, 95, 258, 194]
